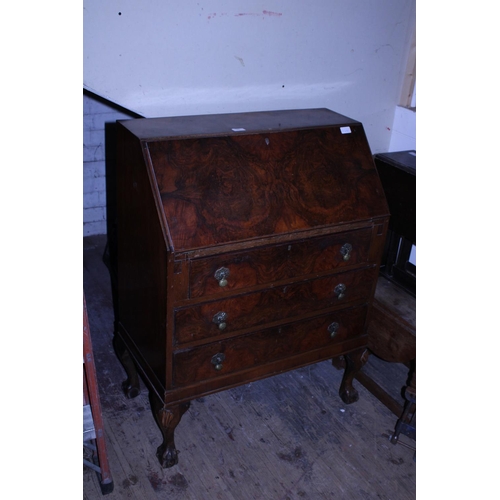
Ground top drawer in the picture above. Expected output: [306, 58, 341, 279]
[189, 227, 372, 298]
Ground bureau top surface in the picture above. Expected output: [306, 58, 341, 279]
[119, 109, 389, 252]
[118, 108, 358, 140]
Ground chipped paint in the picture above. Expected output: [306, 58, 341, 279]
[235, 11, 282, 17]
[263, 10, 282, 17]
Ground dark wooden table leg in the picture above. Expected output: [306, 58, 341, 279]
[150, 396, 191, 468]
[338, 348, 369, 404]
[391, 362, 416, 444]
[113, 334, 140, 399]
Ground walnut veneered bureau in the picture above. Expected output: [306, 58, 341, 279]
[114, 108, 390, 468]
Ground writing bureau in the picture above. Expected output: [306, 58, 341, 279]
[114, 108, 390, 468]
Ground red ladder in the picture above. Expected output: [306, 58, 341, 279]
[83, 293, 114, 495]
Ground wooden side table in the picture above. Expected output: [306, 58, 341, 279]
[362, 151, 416, 444]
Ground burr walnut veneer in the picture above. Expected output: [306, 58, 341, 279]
[114, 108, 390, 468]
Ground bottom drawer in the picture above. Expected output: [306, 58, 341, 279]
[173, 305, 368, 387]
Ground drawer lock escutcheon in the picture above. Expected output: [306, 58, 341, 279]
[334, 283, 347, 299]
[211, 353, 226, 371]
[340, 243, 353, 261]
[328, 322, 340, 338]
[214, 267, 230, 287]
[212, 311, 228, 330]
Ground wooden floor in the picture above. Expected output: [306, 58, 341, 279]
[83, 235, 416, 499]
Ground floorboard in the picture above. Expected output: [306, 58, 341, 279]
[83, 235, 416, 499]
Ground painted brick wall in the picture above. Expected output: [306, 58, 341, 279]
[83, 92, 137, 236]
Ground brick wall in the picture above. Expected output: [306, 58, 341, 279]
[83, 92, 137, 236]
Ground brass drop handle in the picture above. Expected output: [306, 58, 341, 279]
[214, 267, 230, 287]
[340, 243, 352, 261]
[334, 283, 346, 299]
[211, 352, 226, 371]
[212, 311, 228, 330]
[328, 321, 340, 338]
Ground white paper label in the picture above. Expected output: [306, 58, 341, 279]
[340, 126, 351, 134]
[232, 128, 246, 132]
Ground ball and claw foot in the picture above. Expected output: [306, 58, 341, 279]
[156, 444, 180, 469]
[121, 380, 140, 399]
[340, 387, 360, 405]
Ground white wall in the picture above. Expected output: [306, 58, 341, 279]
[84, 0, 416, 154]
[388, 106, 416, 152]
[83, 1, 416, 237]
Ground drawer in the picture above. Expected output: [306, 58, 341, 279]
[175, 267, 376, 345]
[189, 228, 372, 298]
[173, 305, 368, 387]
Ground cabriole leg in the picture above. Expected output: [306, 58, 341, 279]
[150, 396, 191, 468]
[113, 334, 140, 399]
[339, 348, 369, 404]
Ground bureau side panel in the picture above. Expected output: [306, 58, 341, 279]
[363, 218, 390, 333]
[116, 124, 168, 395]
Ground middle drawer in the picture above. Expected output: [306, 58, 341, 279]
[188, 227, 373, 299]
[175, 266, 376, 346]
